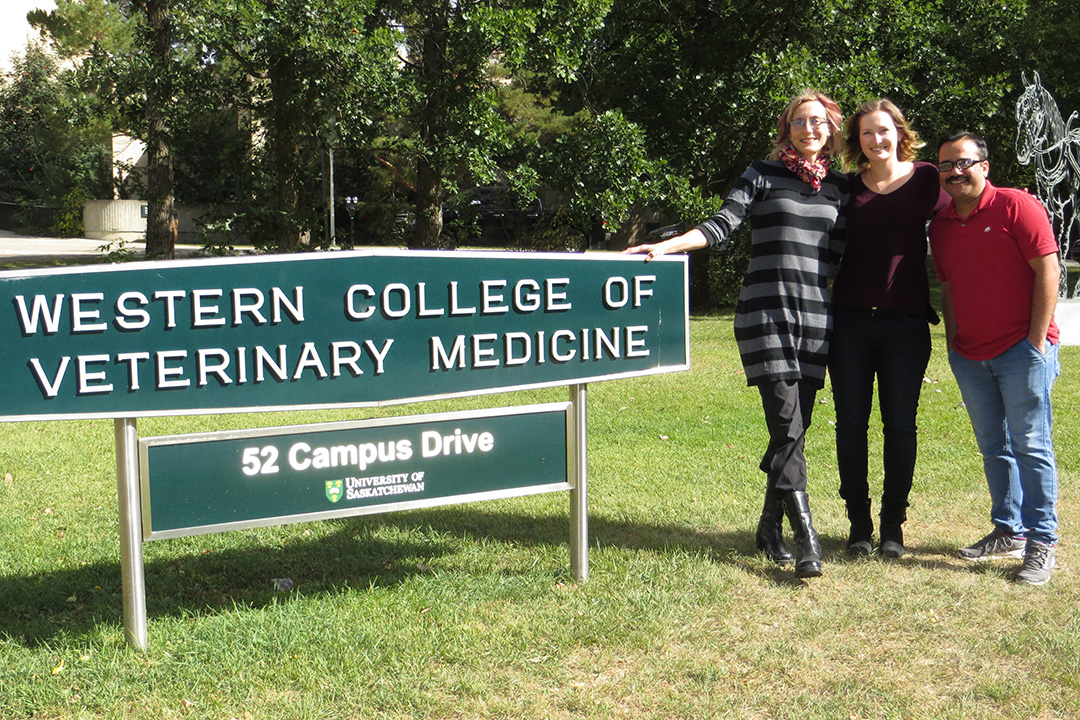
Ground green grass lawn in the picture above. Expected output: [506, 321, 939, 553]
[1, 311, 1078, 719]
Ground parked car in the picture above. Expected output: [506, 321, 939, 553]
[440, 186, 611, 252]
[441, 186, 544, 247]
[640, 224, 684, 245]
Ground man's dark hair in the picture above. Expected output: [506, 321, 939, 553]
[937, 131, 989, 160]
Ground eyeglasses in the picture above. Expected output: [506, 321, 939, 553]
[937, 158, 985, 173]
[791, 117, 829, 130]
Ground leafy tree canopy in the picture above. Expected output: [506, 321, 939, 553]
[8, 0, 1079, 258]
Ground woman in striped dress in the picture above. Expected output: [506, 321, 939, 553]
[626, 89, 848, 578]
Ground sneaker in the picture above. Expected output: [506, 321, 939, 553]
[1016, 539, 1056, 586]
[956, 527, 1026, 562]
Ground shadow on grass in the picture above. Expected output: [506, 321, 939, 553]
[0, 516, 444, 647]
[0, 505, 986, 647]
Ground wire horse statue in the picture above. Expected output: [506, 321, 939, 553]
[1015, 72, 1080, 298]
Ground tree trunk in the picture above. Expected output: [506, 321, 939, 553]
[612, 204, 649, 251]
[409, 1, 450, 249]
[413, 154, 443, 248]
[268, 57, 305, 253]
[271, 134, 303, 253]
[689, 250, 710, 309]
[143, 0, 176, 259]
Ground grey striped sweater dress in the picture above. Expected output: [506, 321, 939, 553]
[695, 160, 848, 387]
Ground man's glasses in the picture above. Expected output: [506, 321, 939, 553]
[791, 117, 829, 130]
[937, 158, 984, 173]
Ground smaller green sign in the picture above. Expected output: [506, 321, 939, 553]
[139, 403, 572, 539]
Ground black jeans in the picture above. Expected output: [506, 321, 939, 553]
[829, 308, 931, 511]
[757, 379, 820, 494]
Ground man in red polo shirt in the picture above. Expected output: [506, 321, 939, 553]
[928, 131, 1061, 586]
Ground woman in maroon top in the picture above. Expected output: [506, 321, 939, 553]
[829, 99, 949, 557]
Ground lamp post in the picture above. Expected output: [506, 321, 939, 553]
[327, 144, 336, 247]
[345, 196, 360, 247]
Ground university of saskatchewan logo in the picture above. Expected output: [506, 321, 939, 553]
[325, 480, 343, 503]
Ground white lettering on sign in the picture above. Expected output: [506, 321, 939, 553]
[117, 292, 151, 329]
[8, 261, 680, 412]
[429, 326, 650, 370]
[287, 438, 414, 473]
[71, 293, 107, 332]
[239, 425, 501, 479]
[13, 286, 305, 334]
[343, 278, 572, 321]
[26, 339, 395, 398]
[344, 473, 426, 500]
[603, 274, 656, 309]
[421, 428, 495, 457]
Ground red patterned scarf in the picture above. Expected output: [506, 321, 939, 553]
[779, 144, 831, 192]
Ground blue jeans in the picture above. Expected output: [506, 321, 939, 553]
[830, 309, 932, 513]
[948, 339, 1060, 544]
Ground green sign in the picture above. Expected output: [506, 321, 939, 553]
[0, 250, 688, 420]
[139, 403, 572, 539]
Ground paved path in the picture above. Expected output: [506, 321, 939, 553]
[0, 230, 203, 265]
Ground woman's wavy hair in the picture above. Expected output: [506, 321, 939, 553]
[843, 98, 925, 172]
[769, 89, 845, 161]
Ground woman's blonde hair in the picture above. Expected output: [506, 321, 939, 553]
[769, 89, 845, 161]
[842, 98, 925, 172]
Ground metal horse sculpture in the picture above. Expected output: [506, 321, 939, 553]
[1015, 72, 1080, 298]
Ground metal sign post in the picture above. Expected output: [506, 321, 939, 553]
[570, 384, 588, 583]
[115, 418, 148, 651]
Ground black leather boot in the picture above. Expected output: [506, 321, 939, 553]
[846, 498, 873, 557]
[879, 504, 907, 558]
[756, 489, 794, 566]
[783, 490, 823, 578]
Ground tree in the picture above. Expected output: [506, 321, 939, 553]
[819, 0, 1031, 185]
[38, 0, 400, 252]
[30, 0, 185, 252]
[0, 42, 112, 233]
[375, 0, 610, 248]
[186, 0, 400, 252]
[0, 45, 63, 206]
[27, 0, 135, 59]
